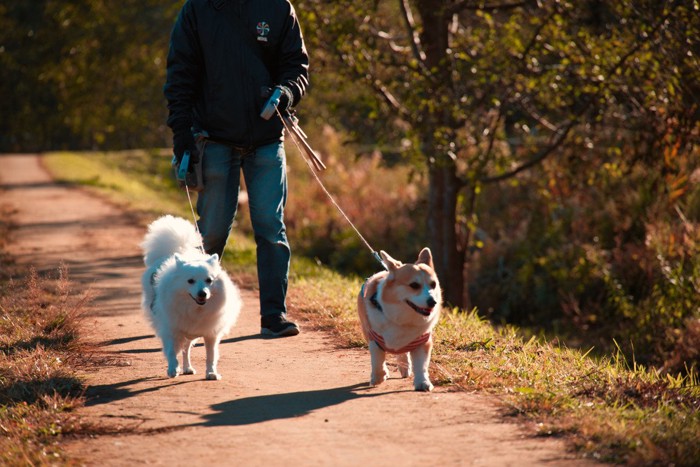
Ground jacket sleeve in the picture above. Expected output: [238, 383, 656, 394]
[276, 2, 309, 107]
[163, 1, 202, 134]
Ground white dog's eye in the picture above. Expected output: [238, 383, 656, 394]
[409, 282, 420, 290]
[206, 277, 213, 284]
[430, 281, 437, 289]
[187, 279, 195, 284]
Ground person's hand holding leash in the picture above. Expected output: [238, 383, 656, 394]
[260, 85, 294, 120]
[171, 122, 203, 191]
[172, 122, 199, 165]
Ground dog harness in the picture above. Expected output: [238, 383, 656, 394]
[368, 327, 432, 354]
[363, 282, 432, 354]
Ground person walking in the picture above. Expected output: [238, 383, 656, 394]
[164, 0, 309, 337]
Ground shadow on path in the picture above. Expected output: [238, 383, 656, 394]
[84, 377, 199, 407]
[189, 383, 408, 427]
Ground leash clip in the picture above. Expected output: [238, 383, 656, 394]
[372, 251, 388, 271]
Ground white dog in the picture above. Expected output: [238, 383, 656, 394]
[140, 215, 241, 380]
[358, 248, 442, 391]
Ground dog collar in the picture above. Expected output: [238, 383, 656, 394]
[369, 291, 382, 312]
[361, 280, 383, 312]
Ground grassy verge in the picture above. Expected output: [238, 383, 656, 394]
[0, 243, 90, 464]
[33, 150, 700, 464]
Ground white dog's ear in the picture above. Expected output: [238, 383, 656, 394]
[417, 247, 434, 268]
[380, 250, 402, 272]
[207, 254, 219, 265]
[174, 253, 185, 266]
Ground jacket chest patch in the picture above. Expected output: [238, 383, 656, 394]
[256, 21, 270, 42]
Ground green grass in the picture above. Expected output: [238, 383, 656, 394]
[13, 149, 698, 465]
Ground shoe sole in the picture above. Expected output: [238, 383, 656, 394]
[261, 326, 300, 338]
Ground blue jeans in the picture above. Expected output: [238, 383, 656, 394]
[196, 140, 289, 317]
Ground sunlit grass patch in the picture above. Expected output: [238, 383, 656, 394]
[43, 149, 187, 218]
[0, 266, 89, 465]
[288, 256, 365, 347]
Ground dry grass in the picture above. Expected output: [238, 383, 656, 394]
[0, 263, 87, 465]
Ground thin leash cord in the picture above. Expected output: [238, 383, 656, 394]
[182, 113, 381, 267]
[181, 140, 208, 257]
[278, 108, 386, 269]
[183, 186, 206, 255]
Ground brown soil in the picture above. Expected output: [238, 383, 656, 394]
[1, 153, 597, 466]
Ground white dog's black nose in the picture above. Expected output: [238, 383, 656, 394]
[427, 297, 437, 308]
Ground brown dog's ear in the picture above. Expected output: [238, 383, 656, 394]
[417, 247, 434, 268]
[380, 250, 402, 272]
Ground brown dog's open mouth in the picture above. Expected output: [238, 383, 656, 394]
[406, 300, 432, 316]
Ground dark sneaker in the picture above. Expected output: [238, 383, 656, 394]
[261, 314, 300, 337]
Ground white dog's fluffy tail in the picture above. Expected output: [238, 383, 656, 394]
[141, 215, 203, 268]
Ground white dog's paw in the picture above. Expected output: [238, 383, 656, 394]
[414, 379, 434, 392]
[205, 372, 222, 381]
[182, 367, 196, 375]
[167, 366, 180, 378]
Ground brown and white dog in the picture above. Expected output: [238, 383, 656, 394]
[358, 248, 442, 391]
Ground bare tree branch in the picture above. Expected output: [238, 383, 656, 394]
[357, 48, 412, 118]
[373, 79, 409, 116]
[479, 120, 575, 183]
[480, 3, 676, 184]
[369, 27, 412, 53]
[399, 0, 426, 62]
[518, 97, 557, 131]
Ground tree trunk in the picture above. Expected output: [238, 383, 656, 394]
[427, 158, 464, 307]
[416, 1, 465, 307]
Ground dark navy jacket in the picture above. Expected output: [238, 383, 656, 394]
[164, 0, 309, 148]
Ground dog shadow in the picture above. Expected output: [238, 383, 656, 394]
[187, 383, 407, 427]
[83, 377, 198, 407]
[98, 333, 261, 356]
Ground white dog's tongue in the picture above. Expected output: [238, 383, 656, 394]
[192, 294, 207, 306]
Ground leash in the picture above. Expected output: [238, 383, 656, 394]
[177, 112, 387, 270]
[182, 185, 209, 257]
[175, 147, 207, 257]
[277, 108, 388, 271]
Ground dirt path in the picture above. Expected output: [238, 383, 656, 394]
[1, 153, 595, 466]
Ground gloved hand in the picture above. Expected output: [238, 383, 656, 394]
[261, 85, 294, 119]
[276, 85, 294, 112]
[172, 124, 199, 165]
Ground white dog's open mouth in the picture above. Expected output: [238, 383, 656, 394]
[191, 295, 208, 306]
[406, 300, 432, 316]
